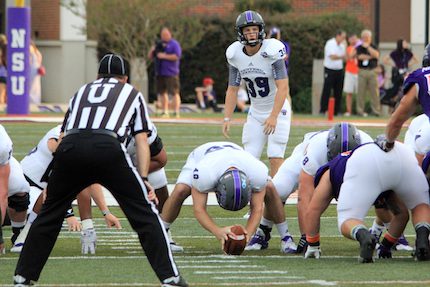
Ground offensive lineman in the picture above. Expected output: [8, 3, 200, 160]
[304, 142, 430, 262]
[222, 10, 291, 176]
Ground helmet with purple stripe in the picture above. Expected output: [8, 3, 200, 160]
[215, 169, 251, 211]
[235, 10, 266, 47]
[327, 122, 361, 161]
[423, 43, 430, 67]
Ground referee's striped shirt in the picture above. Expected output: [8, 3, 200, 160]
[61, 77, 150, 141]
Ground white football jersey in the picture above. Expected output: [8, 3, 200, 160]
[404, 114, 430, 154]
[20, 125, 61, 188]
[226, 38, 287, 113]
[187, 142, 269, 193]
[301, 130, 373, 176]
[0, 124, 13, 165]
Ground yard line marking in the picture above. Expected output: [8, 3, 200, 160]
[175, 260, 249, 263]
[178, 265, 260, 269]
[195, 270, 287, 274]
[211, 276, 303, 280]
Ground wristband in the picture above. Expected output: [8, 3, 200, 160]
[223, 117, 231, 122]
[142, 176, 148, 181]
[102, 210, 111, 217]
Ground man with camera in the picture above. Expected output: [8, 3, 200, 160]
[149, 27, 182, 118]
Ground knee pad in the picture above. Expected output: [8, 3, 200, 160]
[8, 193, 30, 212]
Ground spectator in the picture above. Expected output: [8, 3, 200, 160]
[383, 39, 419, 105]
[29, 40, 44, 105]
[375, 63, 386, 101]
[356, 29, 380, 117]
[319, 30, 346, 116]
[343, 33, 359, 116]
[0, 34, 6, 105]
[149, 27, 182, 118]
[194, 77, 222, 112]
[268, 26, 292, 105]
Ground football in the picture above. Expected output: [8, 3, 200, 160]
[223, 225, 247, 255]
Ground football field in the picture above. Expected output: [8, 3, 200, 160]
[1, 114, 429, 287]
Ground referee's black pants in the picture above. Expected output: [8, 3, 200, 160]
[15, 132, 179, 282]
[319, 67, 344, 115]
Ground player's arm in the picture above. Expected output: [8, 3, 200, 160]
[223, 64, 241, 138]
[0, 163, 10, 225]
[385, 85, 418, 143]
[87, 184, 122, 229]
[191, 187, 235, 243]
[47, 138, 59, 153]
[264, 59, 289, 135]
[149, 147, 167, 173]
[246, 188, 265, 241]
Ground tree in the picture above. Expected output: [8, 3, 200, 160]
[62, 0, 206, 100]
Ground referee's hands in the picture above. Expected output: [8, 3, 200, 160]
[144, 181, 159, 205]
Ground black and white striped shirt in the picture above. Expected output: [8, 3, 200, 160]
[61, 77, 149, 141]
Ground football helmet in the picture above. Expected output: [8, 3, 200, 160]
[235, 10, 266, 46]
[422, 43, 430, 67]
[327, 122, 361, 160]
[215, 169, 251, 211]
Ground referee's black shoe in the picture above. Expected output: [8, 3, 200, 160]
[161, 275, 189, 287]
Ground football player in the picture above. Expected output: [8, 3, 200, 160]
[222, 10, 291, 177]
[304, 141, 430, 262]
[381, 44, 430, 151]
[161, 142, 269, 250]
[0, 124, 31, 252]
[247, 123, 373, 253]
[404, 113, 430, 165]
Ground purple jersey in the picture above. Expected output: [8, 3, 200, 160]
[403, 67, 430, 118]
[156, 39, 182, 77]
[314, 150, 351, 199]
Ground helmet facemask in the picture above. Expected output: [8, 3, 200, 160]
[235, 10, 266, 47]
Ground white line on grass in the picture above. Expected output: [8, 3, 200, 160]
[179, 265, 260, 269]
[211, 276, 303, 280]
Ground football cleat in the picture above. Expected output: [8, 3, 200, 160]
[304, 245, 321, 259]
[280, 235, 297, 254]
[414, 231, 430, 261]
[395, 235, 413, 251]
[13, 275, 35, 286]
[377, 244, 392, 259]
[167, 229, 184, 253]
[11, 223, 31, 253]
[295, 234, 308, 254]
[245, 228, 270, 250]
[161, 275, 189, 287]
[369, 228, 383, 242]
[358, 232, 377, 263]
[81, 228, 97, 255]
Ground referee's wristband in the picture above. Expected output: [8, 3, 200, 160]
[102, 210, 111, 217]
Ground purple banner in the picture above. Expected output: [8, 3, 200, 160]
[7, 7, 30, 115]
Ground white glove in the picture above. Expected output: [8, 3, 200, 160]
[81, 228, 97, 255]
[304, 245, 321, 259]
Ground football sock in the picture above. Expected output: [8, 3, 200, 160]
[370, 220, 385, 241]
[275, 221, 290, 238]
[261, 217, 274, 229]
[306, 234, 320, 246]
[351, 225, 368, 241]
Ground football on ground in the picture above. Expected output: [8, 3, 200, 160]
[223, 225, 247, 255]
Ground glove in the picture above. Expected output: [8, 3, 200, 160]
[377, 244, 392, 259]
[81, 228, 97, 255]
[375, 134, 394, 152]
[304, 245, 321, 259]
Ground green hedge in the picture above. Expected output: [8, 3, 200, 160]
[149, 13, 363, 113]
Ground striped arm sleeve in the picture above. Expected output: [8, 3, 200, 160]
[272, 59, 288, 80]
[228, 64, 241, 86]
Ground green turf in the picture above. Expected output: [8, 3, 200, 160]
[0, 118, 421, 287]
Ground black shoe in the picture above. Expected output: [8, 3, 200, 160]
[415, 229, 430, 261]
[13, 275, 35, 286]
[295, 234, 308, 254]
[161, 275, 189, 287]
[358, 232, 376, 263]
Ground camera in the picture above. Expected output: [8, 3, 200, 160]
[155, 39, 165, 54]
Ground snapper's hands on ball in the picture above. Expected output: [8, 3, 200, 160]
[222, 225, 247, 255]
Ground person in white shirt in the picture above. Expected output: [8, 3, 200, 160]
[319, 30, 346, 116]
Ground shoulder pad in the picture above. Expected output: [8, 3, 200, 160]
[260, 39, 286, 61]
[226, 41, 243, 61]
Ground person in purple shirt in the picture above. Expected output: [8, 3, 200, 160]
[304, 142, 430, 263]
[378, 44, 430, 152]
[149, 27, 182, 118]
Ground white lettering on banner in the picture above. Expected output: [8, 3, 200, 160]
[11, 76, 25, 95]
[11, 29, 26, 48]
[12, 52, 24, 72]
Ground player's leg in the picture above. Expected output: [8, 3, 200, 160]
[267, 104, 290, 176]
[0, 163, 9, 225]
[8, 157, 30, 248]
[242, 114, 266, 159]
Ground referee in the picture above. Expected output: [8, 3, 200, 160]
[13, 54, 188, 287]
